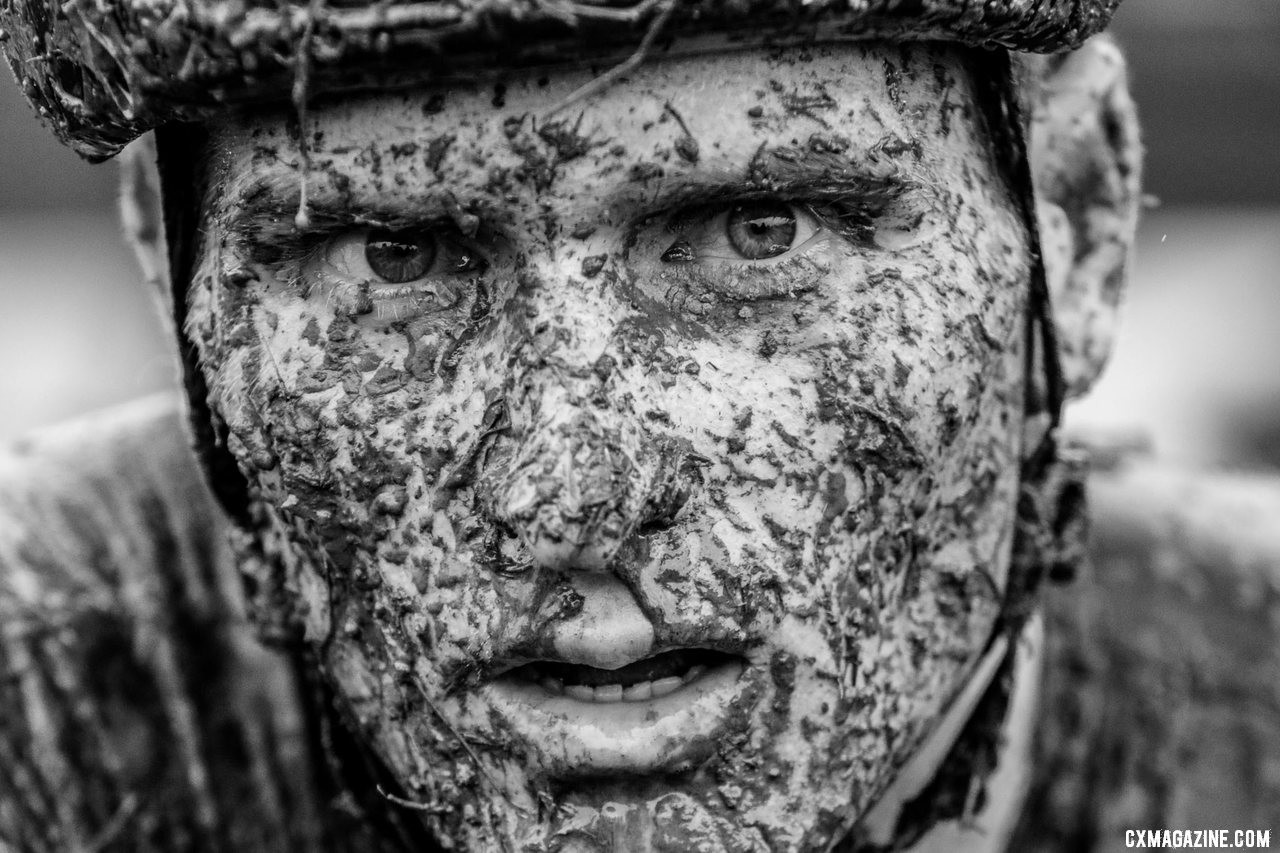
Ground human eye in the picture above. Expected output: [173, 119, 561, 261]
[661, 200, 825, 265]
[303, 225, 489, 322]
[629, 197, 846, 307]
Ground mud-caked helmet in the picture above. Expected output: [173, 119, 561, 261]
[1, 0, 1126, 160]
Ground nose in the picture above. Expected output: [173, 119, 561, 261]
[487, 405, 699, 572]
[479, 269, 701, 572]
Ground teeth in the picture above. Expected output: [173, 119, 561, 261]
[533, 658, 724, 703]
[593, 684, 623, 703]
[564, 684, 595, 702]
[649, 676, 683, 698]
[553, 675, 696, 703]
[621, 681, 652, 702]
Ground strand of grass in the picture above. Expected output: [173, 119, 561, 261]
[292, 0, 326, 230]
[543, 0, 677, 119]
[376, 785, 449, 813]
[411, 673, 534, 817]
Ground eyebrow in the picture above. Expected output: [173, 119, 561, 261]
[214, 141, 919, 241]
[215, 169, 477, 238]
[609, 143, 918, 215]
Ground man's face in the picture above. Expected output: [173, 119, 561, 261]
[193, 43, 1029, 851]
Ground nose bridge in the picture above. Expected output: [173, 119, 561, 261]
[507, 405, 639, 557]
[508, 257, 617, 375]
[498, 258, 623, 444]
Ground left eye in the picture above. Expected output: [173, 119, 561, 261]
[655, 199, 821, 267]
[365, 229, 436, 282]
[725, 201, 797, 260]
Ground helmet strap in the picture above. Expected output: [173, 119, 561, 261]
[154, 123, 255, 528]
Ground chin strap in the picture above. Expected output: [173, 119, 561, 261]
[857, 614, 1045, 851]
[857, 631, 1013, 845]
[838, 438, 1088, 853]
[151, 124, 257, 528]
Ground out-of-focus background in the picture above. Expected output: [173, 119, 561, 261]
[2, 0, 1278, 465]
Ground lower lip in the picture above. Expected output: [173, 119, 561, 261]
[480, 659, 753, 777]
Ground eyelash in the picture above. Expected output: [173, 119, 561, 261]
[242, 221, 478, 293]
[660, 199, 880, 242]
[236, 192, 904, 317]
[631, 196, 890, 304]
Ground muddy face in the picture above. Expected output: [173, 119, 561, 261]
[190, 43, 1030, 852]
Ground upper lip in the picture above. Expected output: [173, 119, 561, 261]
[435, 599, 759, 694]
[474, 568, 760, 683]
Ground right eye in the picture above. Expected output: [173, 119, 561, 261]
[329, 227, 484, 286]
[307, 226, 490, 321]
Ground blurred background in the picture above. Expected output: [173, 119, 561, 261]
[1, 0, 1278, 466]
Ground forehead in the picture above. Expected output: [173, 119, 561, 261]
[205, 43, 993, 226]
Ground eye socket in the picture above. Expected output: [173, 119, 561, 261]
[725, 201, 797, 260]
[365, 229, 436, 283]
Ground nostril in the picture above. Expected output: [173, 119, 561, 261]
[630, 448, 707, 537]
[636, 516, 676, 537]
[479, 519, 535, 577]
[637, 485, 692, 537]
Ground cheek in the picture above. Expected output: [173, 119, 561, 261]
[200, 268, 502, 636]
[665, 224, 1025, 767]
[215, 271, 487, 486]
[627, 215, 1025, 566]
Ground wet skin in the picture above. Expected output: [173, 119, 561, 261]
[191, 43, 1031, 852]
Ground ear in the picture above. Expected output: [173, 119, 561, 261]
[1026, 36, 1143, 400]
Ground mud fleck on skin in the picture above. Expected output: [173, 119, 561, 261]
[193, 44, 1035, 853]
[581, 255, 608, 278]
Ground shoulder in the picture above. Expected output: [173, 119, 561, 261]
[0, 395, 235, 676]
[0, 391, 222, 529]
[0, 393, 229, 583]
[0, 395, 233, 700]
[0, 396, 321, 851]
[0, 396, 225, 848]
[1016, 459, 1280, 851]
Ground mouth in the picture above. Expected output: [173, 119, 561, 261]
[481, 647, 756, 777]
[506, 648, 740, 703]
